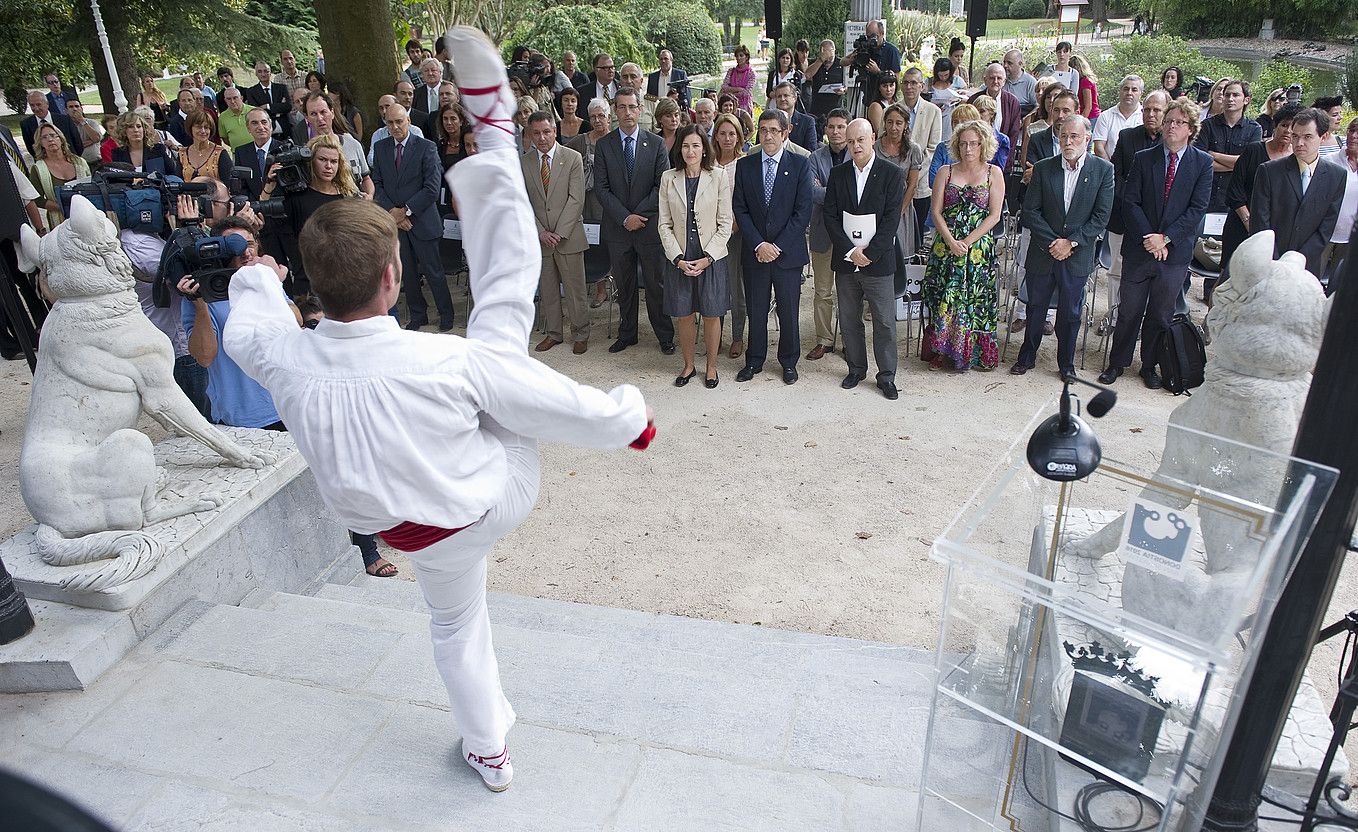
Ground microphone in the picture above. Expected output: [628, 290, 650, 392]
[1027, 375, 1118, 481]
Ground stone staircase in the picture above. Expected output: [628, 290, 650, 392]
[2, 576, 932, 831]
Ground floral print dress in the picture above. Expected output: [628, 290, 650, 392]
[923, 178, 999, 370]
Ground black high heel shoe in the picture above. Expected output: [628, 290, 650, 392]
[674, 369, 697, 387]
[704, 371, 719, 389]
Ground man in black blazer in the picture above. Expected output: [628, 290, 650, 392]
[371, 104, 456, 331]
[823, 118, 905, 398]
[771, 82, 820, 152]
[244, 60, 291, 138]
[43, 74, 79, 117]
[1013, 88, 1076, 334]
[592, 86, 672, 353]
[646, 48, 690, 109]
[1099, 99, 1213, 389]
[732, 109, 815, 384]
[1012, 114, 1115, 380]
[1249, 108, 1345, 278]
[410, 58, 446, 120]
[574, 54, 618, 119]
[233, 107, 289, 264]
[21, 90, 82, 157]
[1107, 91, 1167, 300]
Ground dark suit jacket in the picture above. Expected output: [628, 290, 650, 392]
[21, 112, 82, 157]
[969, 88, 1022, 165]
[646, 68, 690, 108]
[823, 156, 905, 277]
[1021, 153, 1115, 276]
[1120, 143, 1213, 269]
[111, 144, 179, 178]
[732, 146, 814, 270]
[1108, 125, 1161, 235]
[788, 110, 820, 152]
[370, 134, 443, 241]
[592, 128, 668, 245]
[1026, 127, 1058, 169]
[46, 87, 78, 115]
[1249, 157, 1345, 276]
[0, 124, 27, 174]
[233, 139, 281, 199]
[411, 82, 442, 117]
[244, 82, 291, 133]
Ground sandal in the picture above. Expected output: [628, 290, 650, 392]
[366, 558, 398, 578]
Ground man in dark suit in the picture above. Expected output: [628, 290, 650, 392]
[244, 60, 291, 138]
[646, 48, 690, 109]
[21, 90, 82, 157]
[575, 54, 618, 119]
[410, 58, 445, 120]
[1107, 91, 1166, 297]
[591, 86, 673, 353]
[771, 82, 819, 152]
[1099, 99, 1213, 389]
[232, 107, 288, 265]
[1011, 114, 1116, 380]
[371, 104, 456, 331]
[1249, 107, 1345, 278]
[732, 109, 815, 384]
[823, 118, 905, 398]
[971, 63, 1023, 162]
[1012, 88, 1077, 335]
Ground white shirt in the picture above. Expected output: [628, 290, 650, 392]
[1092, 104, 1143, 156]
[10, 158, 38, 203]
[539, 145, 555, 171]
[1324, 153, 1357, 244]
[1062, 151, 1087, 212]
[596, 80, 617, 101]
[853, 154, 874, 202]
[223, 265, 647, 533]
[1049, 67, 1080, 93]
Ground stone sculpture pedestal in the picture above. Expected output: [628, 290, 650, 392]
[0, 429, 351, 692]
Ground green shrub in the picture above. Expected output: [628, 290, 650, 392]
[1344, 47, 1358, 107]
[644, 3, 724, 75]
[781, 0, 850, 59]
[898, 13, 960, 63]
[503, 6, 648, 69]
[1255, 59, 1314, 101]
[989, 0, 1012, 19]
[1007, 0, 1047, 19]
[1092, 35, 1236, 110]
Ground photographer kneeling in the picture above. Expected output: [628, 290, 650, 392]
[260, 133, 359, 296]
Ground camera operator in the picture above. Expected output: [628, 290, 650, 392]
[261, 133, 360, 295]
[842, 20, 901, 97]
[289, 91, 375, 199]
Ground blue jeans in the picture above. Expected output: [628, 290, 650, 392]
[174, 354, 210, 420]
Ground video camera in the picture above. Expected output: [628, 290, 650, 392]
[508, 57, 548, 89]
[851, 33, 882, 72]
[1188, 76, 1214, 105]
[181, 232, 251, 303]
[224, 167, 287, 220]
[266, 140, 312, 195]
[59, 169, 216, 234]
[1286, 83, 1303, 105]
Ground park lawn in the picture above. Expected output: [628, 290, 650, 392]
[980, 17, 1121, 38]
[78, 76, 187, 109]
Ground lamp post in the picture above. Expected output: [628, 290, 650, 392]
[88, 0, 128, 114]
[1202, 250, 1358, 828]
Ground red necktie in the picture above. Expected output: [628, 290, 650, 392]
[395, 141, 404, 170]
[1163, 150, 1177, 205]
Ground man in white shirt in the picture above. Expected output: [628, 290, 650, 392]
[1093, 75, 1144, 160]
[223, 28, 653, 793]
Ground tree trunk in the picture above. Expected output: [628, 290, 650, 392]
[315, 0, 399, 140]
[1088, 0, 1107, 24]
[78, 0, 137, 114]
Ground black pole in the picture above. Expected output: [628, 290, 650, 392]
[1202, 252, 1358, 830]
[0, 555, 35, 644]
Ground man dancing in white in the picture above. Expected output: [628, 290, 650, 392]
[223, 28, 654, 792]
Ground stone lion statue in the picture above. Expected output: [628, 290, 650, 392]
[1066, 230, 1331, 642]
[15, 196, 273, 592]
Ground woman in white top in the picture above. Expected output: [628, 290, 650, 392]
[929, 58, 963, 138]
[1047, 42, 1080, 95]
[766, 48, 805, 106]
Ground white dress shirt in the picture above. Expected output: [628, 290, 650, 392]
[1062, 151, 1087, 212]
[1324, 153, 1357, 244]
[853, 153, 874, 202]
[224, 265, 647, 534]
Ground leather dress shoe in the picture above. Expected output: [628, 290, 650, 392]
[841, 372, 865, 390]
[573, 341, 588, 354]
[404, 319, 429, 331]
[1009, 318, 1027, 332]
[878, 379, 899, 400]
[728, 340, 744, 359]
[1, 349, 21, 361]
[535, 337, 562, 352]
[438, 320, 456, 332]
[806, 344, 830, 361]
[674, 369, 697, 387]
[735, 365, 760, 382]
[1141, 369, 1163, 390]
[660, 342, 676, 355]
[608, 338, 637, 353]
[1043, 320, 1055, 335]
[1097, 366, 1123, 385]
[1009, 363, 1033, 376]
[782, 367, 798, 385]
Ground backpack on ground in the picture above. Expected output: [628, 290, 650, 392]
[1155, 314, 1207, 395]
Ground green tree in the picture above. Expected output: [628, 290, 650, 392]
[1094, 35, 1236, 109]
[781, 0, 849, 60]
[504, 6, 648, 70]
[703, 0, 764, 47]
[0, 0, 88, 111]
[644, 4, 724, 75]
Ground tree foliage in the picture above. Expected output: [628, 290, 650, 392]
[402, 0, 535, 46]
[1093, 36, 1236, 109]
[781, 0, 850, 60]
[1154, 0, 1350, 39]
[504, 6, 648, 69]
[1256, 60, 1314, 101]
[644, 4, 724, 75]
[0, 0, 89, 109]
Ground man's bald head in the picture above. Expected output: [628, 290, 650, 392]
[846, 117, 875, 166]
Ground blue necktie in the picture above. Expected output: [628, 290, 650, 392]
[624, 135, 635, 180]
[1300, 165, 1311, 195]
[257, 146, 266, 176]
[764, 157, 776, 204]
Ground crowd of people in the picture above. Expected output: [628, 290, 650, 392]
[2, 31, 1354, 406]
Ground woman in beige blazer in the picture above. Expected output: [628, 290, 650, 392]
[658, 124, 733, 388]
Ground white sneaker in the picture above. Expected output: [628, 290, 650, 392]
[463, 742, 513, 792]
[442, 27, 517, 151]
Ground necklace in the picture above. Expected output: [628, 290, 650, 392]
[185, 143, 215, 177]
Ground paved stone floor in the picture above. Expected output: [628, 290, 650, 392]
[1, 576, 934, 831]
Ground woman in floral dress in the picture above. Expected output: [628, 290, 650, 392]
[923, 119, 1005, 371]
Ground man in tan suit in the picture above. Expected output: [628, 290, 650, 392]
[522, 111, 591, 352]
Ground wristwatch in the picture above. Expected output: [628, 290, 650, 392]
[404, 206, 413, 217]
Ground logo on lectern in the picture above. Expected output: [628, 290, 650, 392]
[1120, 498, 1193, 576]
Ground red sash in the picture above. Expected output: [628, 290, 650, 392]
[378, 520, 471, 552]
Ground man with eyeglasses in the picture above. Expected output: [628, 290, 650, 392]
[575, 54, 618, 119]
[1107, 90, 1168, 307]
[1099, 99, 1212, 391]
[1250, 107, 1345, 280]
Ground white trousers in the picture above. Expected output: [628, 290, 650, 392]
[409, 147, 544, 755]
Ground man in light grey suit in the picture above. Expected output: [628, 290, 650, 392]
[371, 104, 456, 330]
[522, 112, 591, 353]
[593, 86, 674, 354]
[1250, 107, 1345, 280]
[805, 108, 851, 360]
[1011, 114, 1115, 380]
